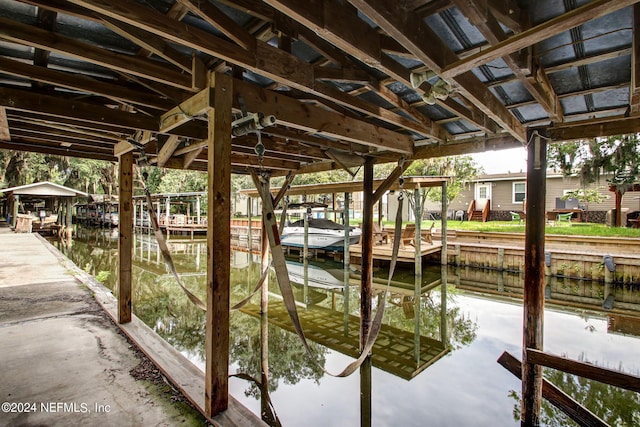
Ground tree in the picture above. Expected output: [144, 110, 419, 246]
[548, 135, 640, 225]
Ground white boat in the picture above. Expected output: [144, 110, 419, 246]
[280, 218, 361, 250]
[286, 260, 345, 290]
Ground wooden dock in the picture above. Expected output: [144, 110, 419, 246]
[349, 240, 442, 263]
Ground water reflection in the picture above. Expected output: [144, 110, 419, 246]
[51, 227, 640, 426]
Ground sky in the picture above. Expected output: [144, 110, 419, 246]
[471, 146, 528, 175]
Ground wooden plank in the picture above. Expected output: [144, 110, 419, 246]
[0, 139, 115, 162]
[182, 147, 203, 169]
[205, 72, 232, 416]
[118, 151, 133, 323]
[498, 351, 608, 427]
[527, 349, 640, 393]
[522, 130, 547, 425]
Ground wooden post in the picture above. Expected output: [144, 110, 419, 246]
[614, 190, 622, 227]
[360, 157, 375, 346]
[360, 156, 374, 427]
[414, 187, 422, 362]
[343, 191, 350, 335]
[248, 197, 253, 252]
[259, 179, 270, 314]
[65, 198, 73, 241]
[441, 180, 448, 265]
[12, 195, 19, 228]
[205, 72, 232, 416]
[117, 151, 133, 324]
[440, 181, 448, 346]
[522, 130, 547, 427]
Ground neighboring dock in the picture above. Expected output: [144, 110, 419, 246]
[0, 223, 264, 426]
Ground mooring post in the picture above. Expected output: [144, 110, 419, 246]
[360, 156, 374, 427]
[117, 151, 133, 324]
[522, 130, 547, 426]
[205, 72, 232, 416]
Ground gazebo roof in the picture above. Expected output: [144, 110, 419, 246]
[1, 181, 88, 197]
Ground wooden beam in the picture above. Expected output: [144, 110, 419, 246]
[156, 135, 182, 167]
[0, 56, 173, 110]
[547, 116, 640, 141]
[372, 160, 413, 204]
[8, 116, 122, 141]
[183, 147, 204, 169]
[118, 151, 133, 323]
[0, 139, 116, 162]
[233, 79, 414, 154]
[441, 0, 640, 79]
[205, 72, 232, 416]
[114, 131, 154, 157]
[176, 0, 256, 50]
[522, 130, 547, 426]
[159, 88, 212, 134]
[66, 0, 443, 139]
[0, 108, 10, 141]
[0, 17, 194, 92]
[451, 0, 562, 121]
[526, 349, 640, 393]
[266, 0, 494, 134]
[0, 87, 162, 133]
[348, 0, 526, 142]
[498, 352, 608, 427]
[101, 17, 193, 73]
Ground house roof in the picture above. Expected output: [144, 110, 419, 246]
[1, 181, 88, 197]
[0, 1, 638, 175]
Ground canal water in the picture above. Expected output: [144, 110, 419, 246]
[53, 228, 640, 426]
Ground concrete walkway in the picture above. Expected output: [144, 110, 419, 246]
[0, 224, 207, 426]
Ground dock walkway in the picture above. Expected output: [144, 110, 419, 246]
[0, 223, 264, 426]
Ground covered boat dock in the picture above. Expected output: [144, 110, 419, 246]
[2, 0, 640, 425]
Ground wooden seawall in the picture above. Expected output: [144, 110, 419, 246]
[439, 231, 640, 284]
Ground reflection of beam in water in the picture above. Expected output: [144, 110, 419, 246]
[241, 302, 449, 380]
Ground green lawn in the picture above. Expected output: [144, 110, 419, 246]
[383, 219, 640, 238]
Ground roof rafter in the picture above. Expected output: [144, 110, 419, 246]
[347, 0, 526, 142]
[441, 0, 640, 79]
[67, 0, 427, 138]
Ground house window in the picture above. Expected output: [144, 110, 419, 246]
[513, 182, 526, 203]
[478, 186, 487, 199]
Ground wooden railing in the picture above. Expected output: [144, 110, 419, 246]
[481, 199, 490, 222]
[467, 199, 475, 221]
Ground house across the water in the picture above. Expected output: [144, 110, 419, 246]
[448, 172, 640, 224]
